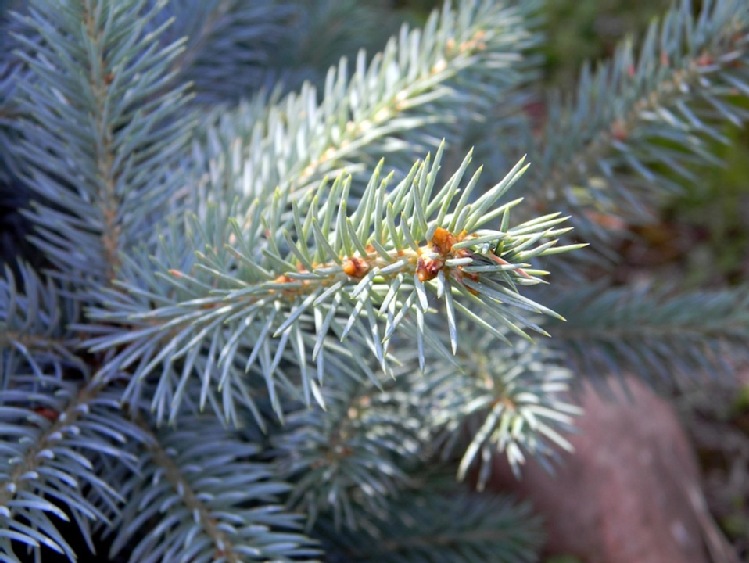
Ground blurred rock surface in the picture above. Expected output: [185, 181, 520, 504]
[486, 376, 738, 563]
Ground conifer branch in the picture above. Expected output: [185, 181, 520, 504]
[276, 366, 421, 531]
[0, 65, 19, 172]
[107, 408, 314, 563]
[86, 148, 580, 424]
[82, 3, 120, 280]
[0, 263, 83, 380]
[416, 334, 578, 487]
[528, 0, 749, 245]
[183, 0, 535, 228]
[314, 490, 542, 563]
[0, 6, 26, 184]
[547, 285, 749, 385]
[13, 0, 194, 288]
[5, 1, 749, 560]
[0, 376, 142, 562]
[280, 0, 407, 86]
[160, 0, 296, 104]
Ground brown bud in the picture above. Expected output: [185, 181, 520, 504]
[432, 226, 457, 255]
[342, 256, 369, 278]
[416, 256, 443, 282]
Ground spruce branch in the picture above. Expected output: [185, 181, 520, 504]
[278, 0, 408, 88]
[528, 0, 749, 247]
[0, 62, 19, 168]
[0, 376, 143, 562]
[0, 262, 83, 383]
[13, 0, 194, 288]
[163, 0, 408, 103]
[414, 332, 578, 488]
[86, 148, 580, 424]
[275, 365, 422, 531]
[185, 0, 536, 226]
[314, 489, 543, 563]
[157, 0, 296, 104]
[547, 285, 749, 385]
[6, 1, 748, 560]
[106, 408, 314, 563]
[458, 0, 544, 187]
[0, 3, 28, 185]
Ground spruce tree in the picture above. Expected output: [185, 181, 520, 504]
[1, 0, 748, 561]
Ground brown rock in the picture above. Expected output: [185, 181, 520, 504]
[485, 376, 737, 563]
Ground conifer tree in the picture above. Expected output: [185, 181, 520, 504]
[1, 0, 748, 561]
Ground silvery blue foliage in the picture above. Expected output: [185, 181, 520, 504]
[1, 0, 748, 561]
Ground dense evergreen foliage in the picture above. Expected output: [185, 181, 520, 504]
[1, 1, 748, 561]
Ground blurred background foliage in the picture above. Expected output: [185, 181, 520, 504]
[540, 0, 671, 85]
[390, 0, 749, 555]
[393, 0, 749, 289]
